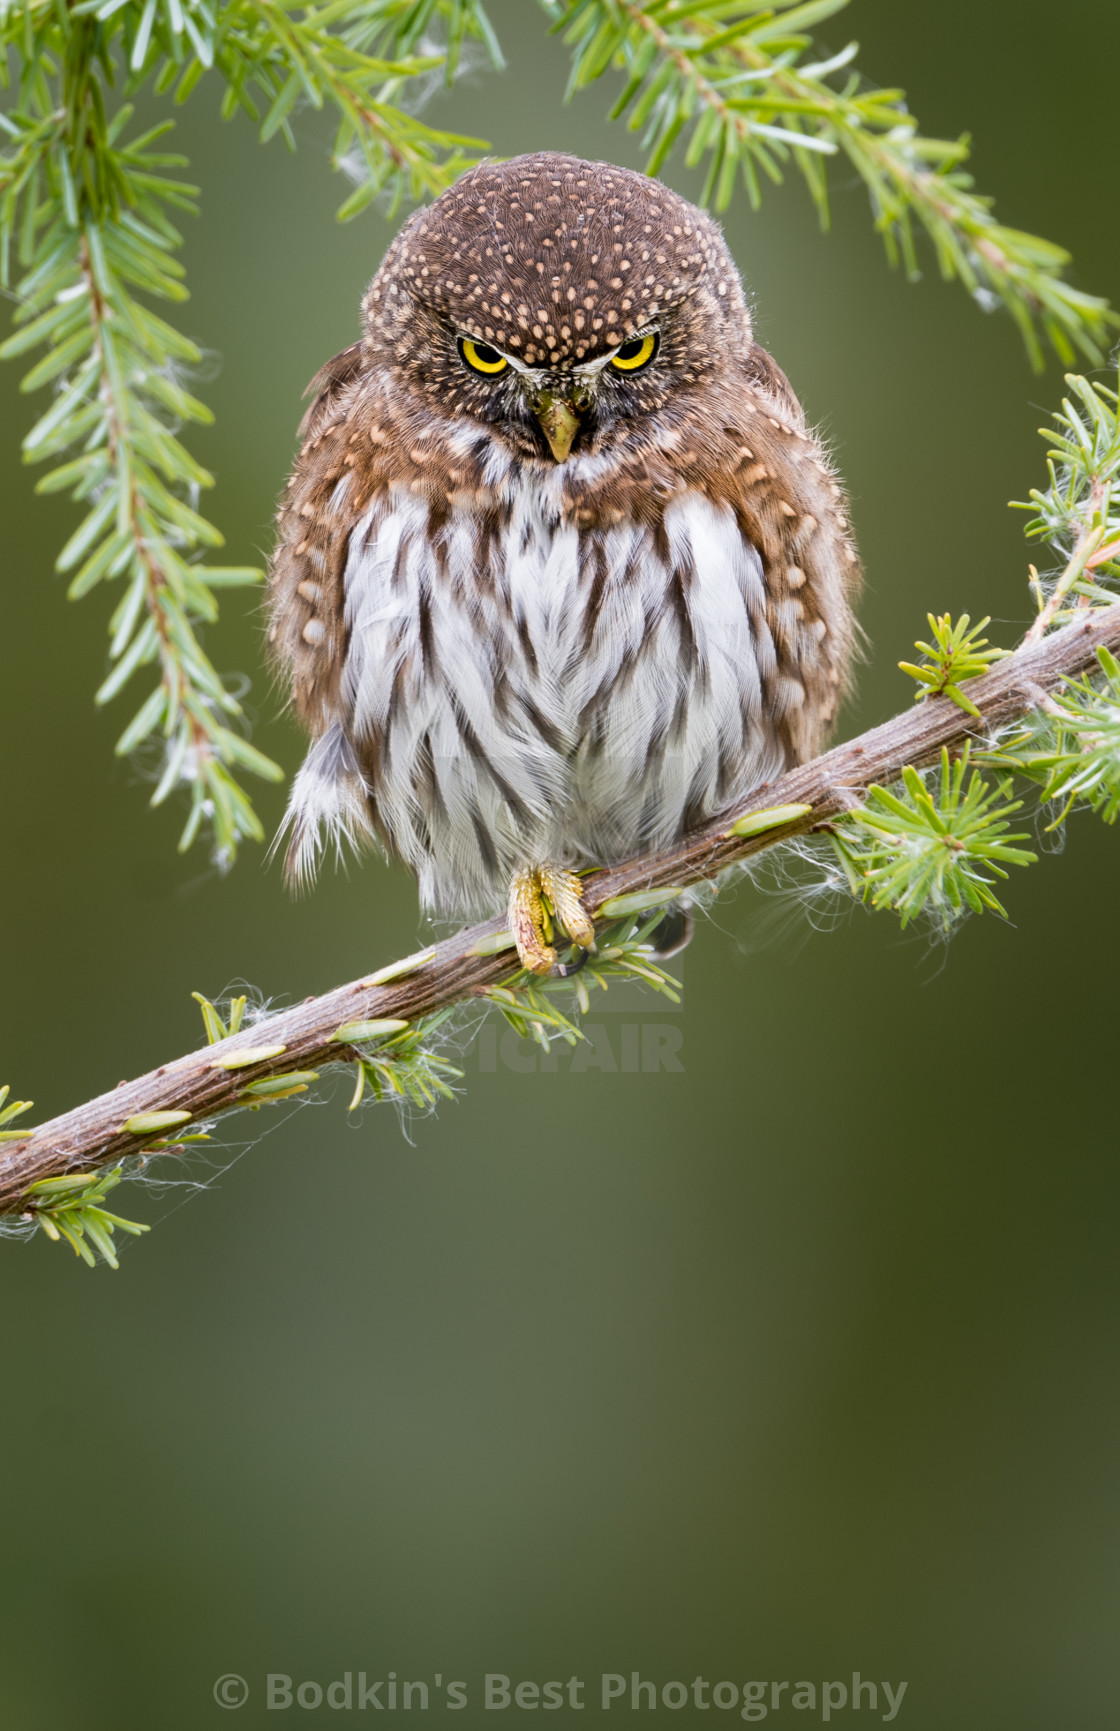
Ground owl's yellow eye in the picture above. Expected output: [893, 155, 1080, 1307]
[458, 336, 509, 376]
[609, 332, 659, 373]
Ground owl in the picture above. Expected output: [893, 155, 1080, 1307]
[268, 153, 859, 973]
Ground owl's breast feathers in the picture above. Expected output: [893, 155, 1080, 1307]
[267, 345, 859, 911]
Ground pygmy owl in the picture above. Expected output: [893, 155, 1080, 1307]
[268, 153, 859, 973]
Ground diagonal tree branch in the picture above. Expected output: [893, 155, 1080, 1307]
[4, 599, 1120, 1216]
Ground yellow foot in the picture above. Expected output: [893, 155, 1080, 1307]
[508, 864, 596, 976]
[539, 865, 596, 951]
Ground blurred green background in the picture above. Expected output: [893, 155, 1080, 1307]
[2, 3, 1119, 1725]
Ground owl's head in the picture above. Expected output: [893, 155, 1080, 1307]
[361, 153, 754, 463]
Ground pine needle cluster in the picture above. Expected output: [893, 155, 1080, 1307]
[544, 0, 1116, 367]
[0, 0, 494, 861]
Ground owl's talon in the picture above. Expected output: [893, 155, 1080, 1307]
[555, 945, 591, 978]
[509, 865, 595, 976]
[508, 869, 557, 976]
[538, 866, 596, 951]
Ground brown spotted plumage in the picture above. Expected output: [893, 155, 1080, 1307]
[268, 153, 860, 972]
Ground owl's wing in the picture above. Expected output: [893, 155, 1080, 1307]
[267, 349, 392, 881]
[268, 347, 384, 728]
[299, 341, 365, 440]
[741, 341, 806, 430]
[708, 365, 861, 765]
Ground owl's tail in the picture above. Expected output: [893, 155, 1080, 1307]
[272, 722, 374, 890]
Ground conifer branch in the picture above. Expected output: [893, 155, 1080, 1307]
[545, 0, 1117, 367]
[3, 598, 1120, 1223]
[0, 0, 491, 861]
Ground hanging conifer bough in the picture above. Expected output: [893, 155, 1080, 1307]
[3, 3, 1120, 1265]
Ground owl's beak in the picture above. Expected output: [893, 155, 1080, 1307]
[533, 390, 580, 463]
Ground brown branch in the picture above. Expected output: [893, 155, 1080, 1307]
[5, 601, 1120, 1215]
